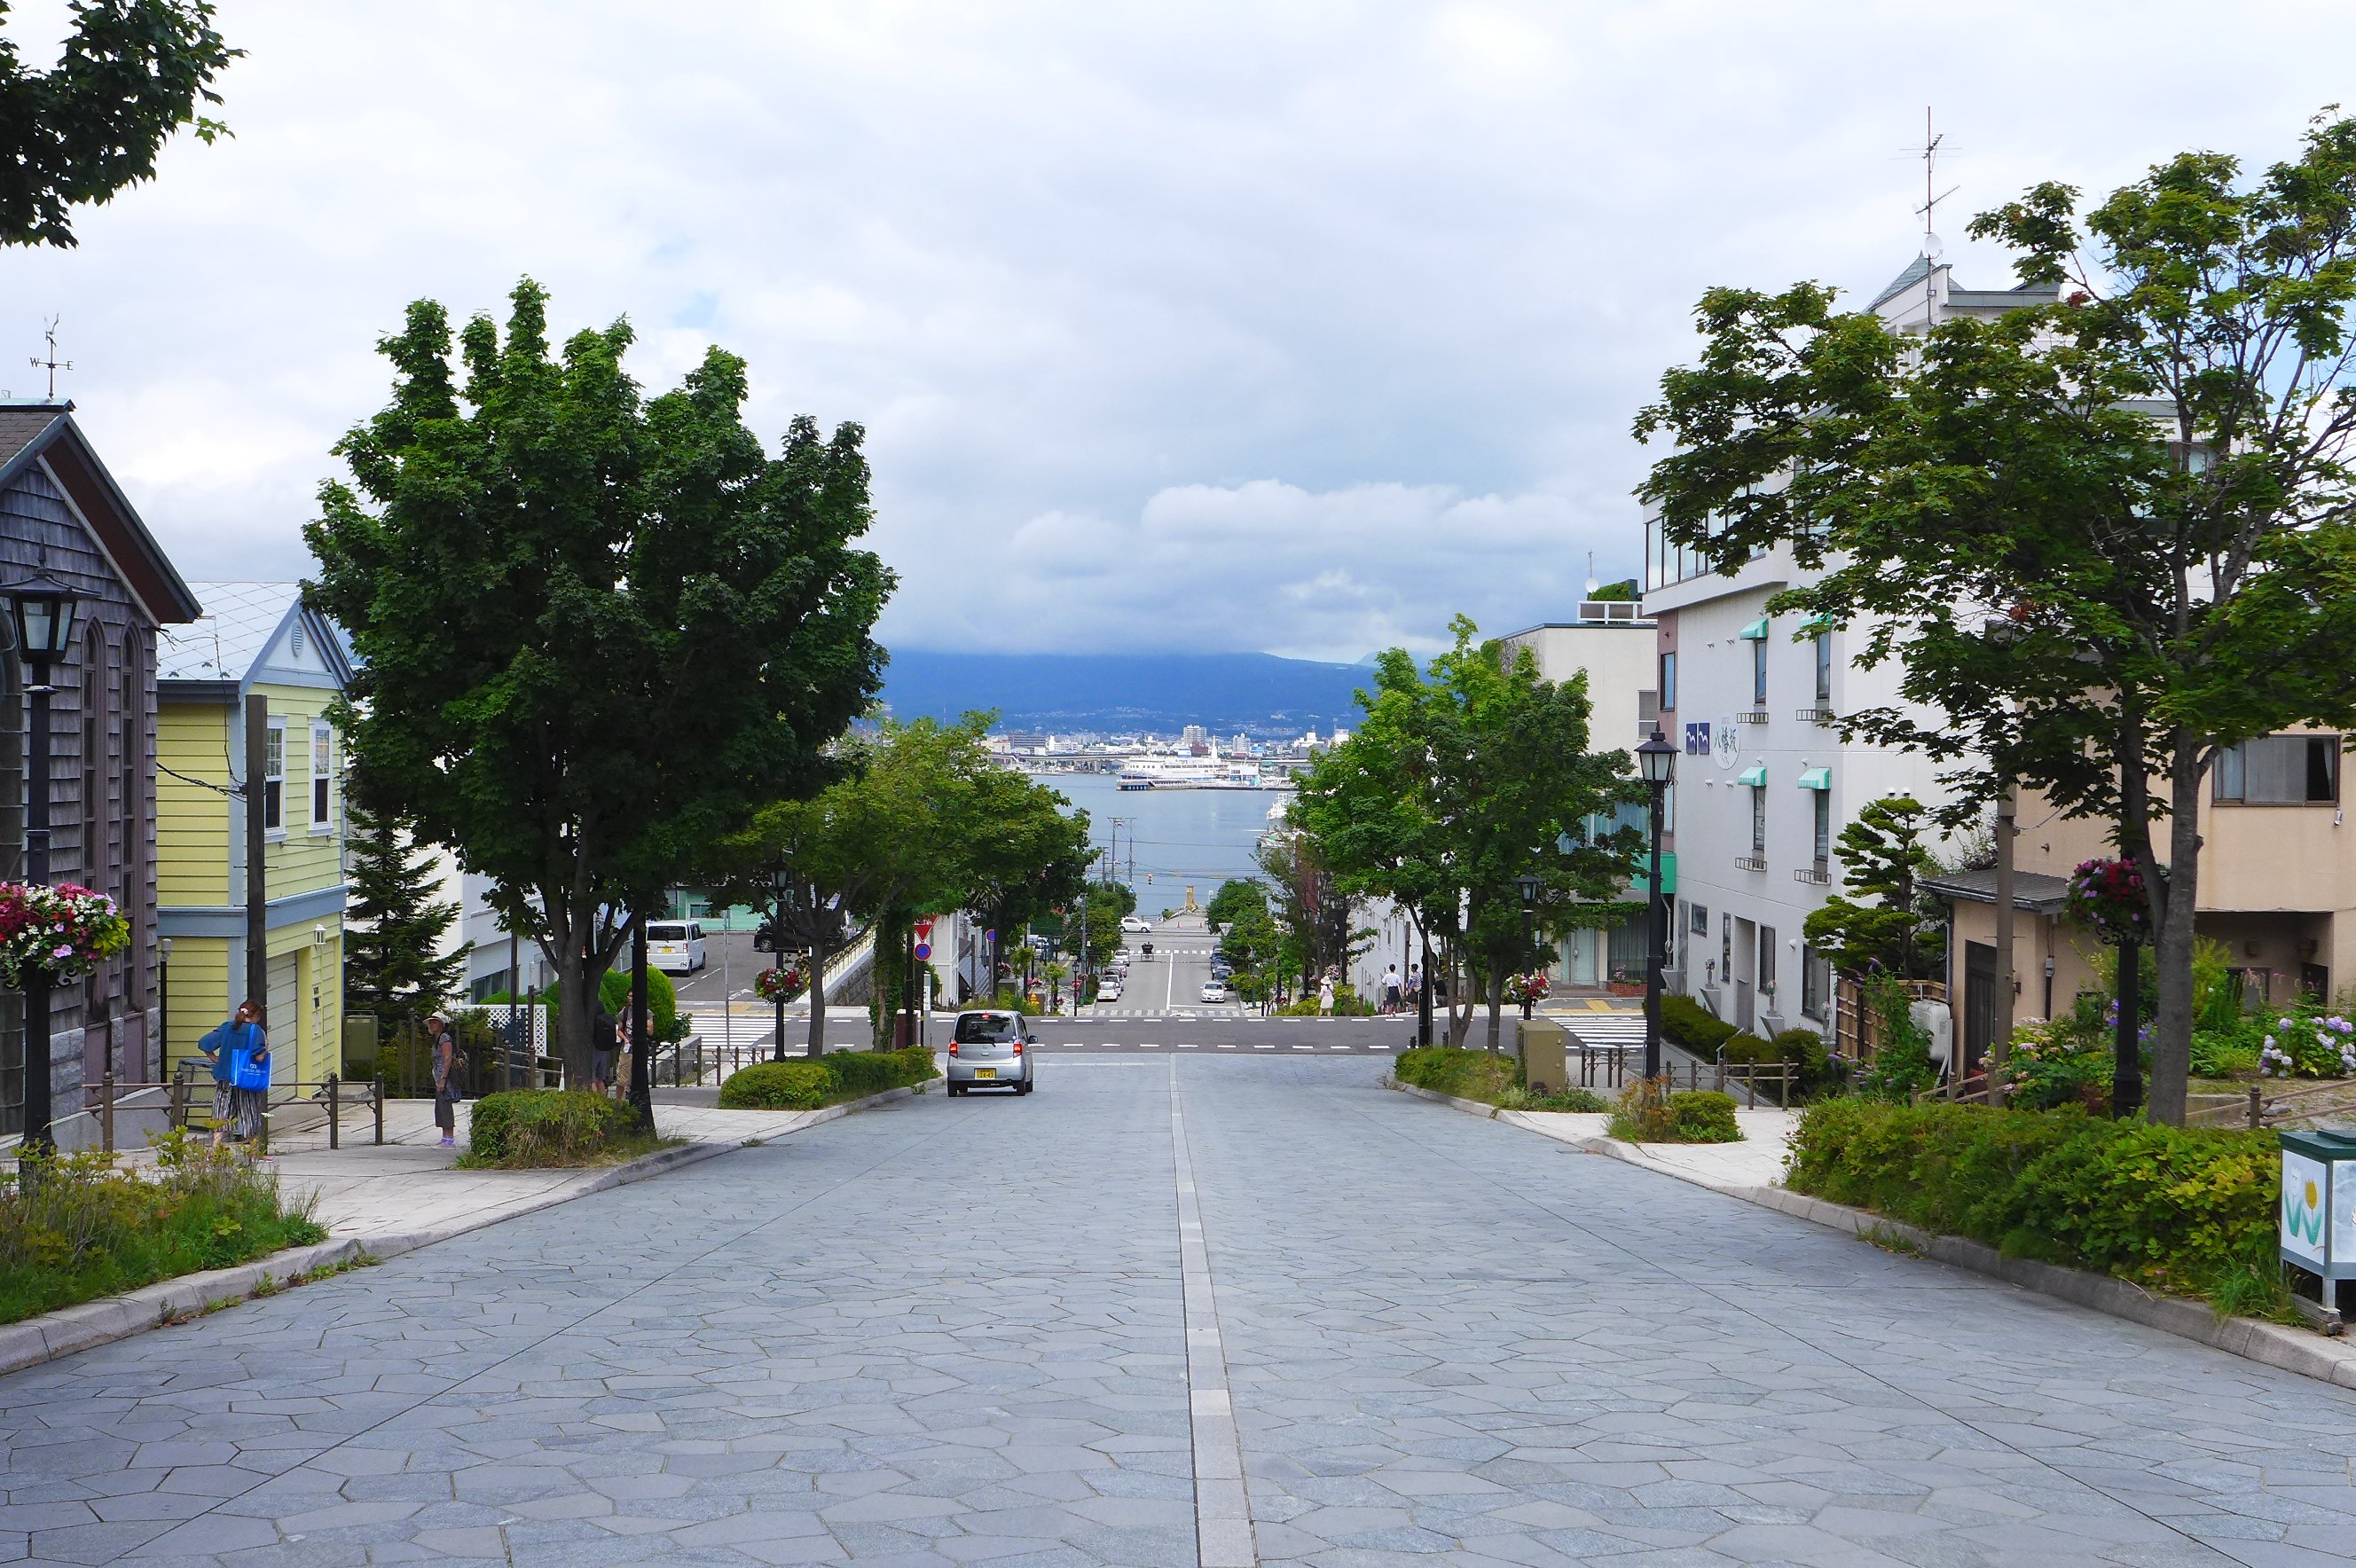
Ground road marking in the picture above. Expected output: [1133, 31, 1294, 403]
[1291, 1044, 1315, 1051]
[1103, 1043, 1122, 1050]
[1169, 1064, 1255, 1568]
[1177, 1042, 1198, 1049]
[1215, 1042, 1235, 1049]
[1140, 1042, 1161, 1049]
[1253, 1042, 1274, 1050]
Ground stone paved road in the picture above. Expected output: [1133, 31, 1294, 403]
[6, 1058, 2356, 1567]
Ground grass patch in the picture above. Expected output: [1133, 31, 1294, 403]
[717, 1048, 938, 1111]
[0, 1133, 326, 1327]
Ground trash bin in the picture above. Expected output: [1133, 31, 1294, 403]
[2280, 1130, 2356, 1297]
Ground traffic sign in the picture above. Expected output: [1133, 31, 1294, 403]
[914, 943, 931, 960]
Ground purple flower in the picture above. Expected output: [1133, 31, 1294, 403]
[51, 944, 73, 960]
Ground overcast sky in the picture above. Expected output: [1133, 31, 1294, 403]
[1, 2, 2345, 660]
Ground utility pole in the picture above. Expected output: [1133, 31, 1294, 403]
[1991, 784, 2015, 1102]
[244, 695, 269, 1009]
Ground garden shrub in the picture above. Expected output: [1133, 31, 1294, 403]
[1785, 1099, 2281, 1302]
[716, 1048, 938, 1110]
[1607, 1081, 1742, 1143]
[464, 1090, 640, 1166]
[1496, 1085, 1607, 1113]
[1394, 1047, 1519, 1102]
[0, 1134, 326, 1324]
[1661, 992, 1736, 1054]
[2003, 1018, 2109, 1110]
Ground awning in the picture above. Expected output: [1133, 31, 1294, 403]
[1797, 767, 1831, 790]
[1798, 612, 1834, 632]
[1737, 764, 1767, 786]
[1737, 618, 1770, 640]
[1630, 851, 1677, 898]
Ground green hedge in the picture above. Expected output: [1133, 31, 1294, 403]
[1785, 1099, 2281, 1304]
[1394, 1047, 1519, 1102]
[1608, 1084, 1741, 1143]
[1661, 992, 1736, 1054]
[1722, 1027, 1834, 1094]
[717, 1047, 938, 1110]
[465, 1090, 640, 1167]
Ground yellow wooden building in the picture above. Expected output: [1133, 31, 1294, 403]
[155, 584, 351, 1086]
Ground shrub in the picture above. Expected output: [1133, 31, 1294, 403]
[1607, 1081, 1743, 1143]
[1394, 1047, 1519, 1102]
[464, 1090, 640, 1166]
[1857, 974, 1937, 1100]
[0, 1134, 326, 1324]
[2004, 1018, 2109, 1110]
[1785, 1099, 2281, 1302]
[1496, 1085, 1607, 1113]
[1661, 992, 1736, 1054]
[717, 1047, 938, 1110]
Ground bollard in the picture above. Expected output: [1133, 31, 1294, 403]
[373, 1079, 385, 1145]
[101, 1069, 114, 1153]
[327, 1073, 340, 1150]
[169, 1070, 185, 1132]
[2249, 1084, 2264, 1130]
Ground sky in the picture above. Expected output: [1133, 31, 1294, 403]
[0, 2, 2347, 661]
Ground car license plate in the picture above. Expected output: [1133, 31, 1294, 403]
[974, 1068, 996, 1078]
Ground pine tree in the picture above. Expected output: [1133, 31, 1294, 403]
[344, 797, 467, 1023]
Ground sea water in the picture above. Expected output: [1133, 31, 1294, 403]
[1046, 771, 1287, 913]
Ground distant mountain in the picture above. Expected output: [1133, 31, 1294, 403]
[877, 648, 1372, 736]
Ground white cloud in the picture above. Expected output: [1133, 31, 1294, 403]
[0, 1, 2347, 645]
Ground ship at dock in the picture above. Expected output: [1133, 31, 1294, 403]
[1116, 756, 1294, 791]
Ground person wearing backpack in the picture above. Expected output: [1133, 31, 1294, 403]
[200, 1000, 271, 1150]
[426, 1014, 461, 1149]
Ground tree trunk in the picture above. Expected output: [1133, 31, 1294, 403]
[553, 929, 597, 1089]
[2147, 734, 2204, 1126]
[805, 928, 832, 1058]
[1484, 971, 1503, 1054]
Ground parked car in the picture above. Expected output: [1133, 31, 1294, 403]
[1199, 980, 1232, 1005]
[1096, 979, 1123, 1002]
[646, 920, 708, 974]
[1121, 915, 1151, 933]
[946, 1010, 1036, 1095]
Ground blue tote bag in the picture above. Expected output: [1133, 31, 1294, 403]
[229, 1023, 271, 1092]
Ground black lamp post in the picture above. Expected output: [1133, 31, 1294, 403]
[766, 865, 791, 1064]
[1512, 873, 1542, 1022]
[4, 570, 78, 1165]
[1637, 729, 1677, 1082]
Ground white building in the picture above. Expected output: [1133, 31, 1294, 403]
[1642, 252, 2058, 1038]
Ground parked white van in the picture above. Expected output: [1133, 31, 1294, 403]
[647, 921, 708, 975]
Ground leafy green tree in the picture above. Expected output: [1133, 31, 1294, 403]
[1204, 878, 1265, 931]
[1254, 829, 1358, 996]
[1292, 616, 1641, 1049]
[1635, 114, 2356, 1124]
[1800, 796, 1945, 981]
[308, 279, 890, 1086]
[0, 0, 239, 247]
[342, 796, 467, 1027]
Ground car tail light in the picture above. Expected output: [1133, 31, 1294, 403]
[1012, 1039, 1024, 1056]
[947, 1042, 959, 1056]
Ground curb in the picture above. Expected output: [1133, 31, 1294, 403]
[1392, 1079, 2356, 1392]
[0, 1082, 924, 1380]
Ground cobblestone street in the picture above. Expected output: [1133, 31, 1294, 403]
[4, 1056, 2355, 1566]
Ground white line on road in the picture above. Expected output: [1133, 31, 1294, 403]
[1254, 1043, 1274, 1050]
[1140, 1042, 1161, 1049]
[1178, 1043, 1198, 1049]
[1216, 1043, 1235, 1049]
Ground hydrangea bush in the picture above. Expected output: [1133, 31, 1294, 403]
[2259, 1007, 2356, 1078]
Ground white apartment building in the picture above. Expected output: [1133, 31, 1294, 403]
[1497, 598, 1663, 988]
[1642, 252, 2059, 1038]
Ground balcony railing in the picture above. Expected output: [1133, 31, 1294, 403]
[1794, 707, 1836, 725]
[1737, 709, 1771, 725]
[1793, 866, 1830, 884]
[1734, 854, 1768, 872]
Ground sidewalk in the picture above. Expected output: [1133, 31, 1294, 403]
[1492, 1105, 1798, 1189]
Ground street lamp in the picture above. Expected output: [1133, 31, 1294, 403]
[1636, 728, 1677, 1082]
[766, 864, 792, 1064]
[1512, 873, 1543, 1023]
[3, 569, 78, 1164]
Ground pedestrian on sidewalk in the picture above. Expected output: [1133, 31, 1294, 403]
[1317, 974, 1335, 1017]
[427, 1015, 459, 1149]
[201, 1000, 271, 1152]
[591, 1002, 616, 1096]
[1380, 964, 1402, 1015]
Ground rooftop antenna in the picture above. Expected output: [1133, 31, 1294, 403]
[1915, 108, 1959, 329]
[29, 318, 71, 401]
[1584, 550, 1598, 598]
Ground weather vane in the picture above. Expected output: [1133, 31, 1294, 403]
[29, 319, 71, 401]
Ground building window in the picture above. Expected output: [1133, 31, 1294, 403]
[1659, 650, 1677, 712]
[1752, 639, 1768, 707]
[310, 724, 332, 831]
[1689, 902, 1708, 937]
[1801, 944, 1829, 1020]
[1813, 632, 1831, 702]
[2214, 734, 2339, 804]
[1812, 790, 1830, 869]
[1759, 926, 1777, 998]
[264, 717, 286, 834]
[1751, 787, 1766, 853]
[1636, 689, 1659, 741]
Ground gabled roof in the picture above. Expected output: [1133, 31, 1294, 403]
[159, 582, 352, 690]
[1869, 255, 1934, 310]
[0, 400, 202, 625]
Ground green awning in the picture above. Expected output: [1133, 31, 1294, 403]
[1737, 618, 1770, 640]
[1737, 764, 1768, 786]
[1630, 851, 1676, 898]
[1799, 613, 1834, 632]
[1798, 767, 1832, 790]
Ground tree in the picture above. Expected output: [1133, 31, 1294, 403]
[1635, 114, 2356, 1124]
[1204, 878, 1265, 931]
[308, 279, 890, 1086]
[342, 796, 467, 1026]
[1, 0, 239, 247]
[1800, 796, 1945, 981]
[1292, 616, 1641, 1049]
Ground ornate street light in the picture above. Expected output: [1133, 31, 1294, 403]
[1636, 729, 1677, 1081]
[2, 569, 78, 1163]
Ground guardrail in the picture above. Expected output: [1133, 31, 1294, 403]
[83, 1068, 388, 1155]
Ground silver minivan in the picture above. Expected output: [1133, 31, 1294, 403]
[946, 1010, 1036, 1095]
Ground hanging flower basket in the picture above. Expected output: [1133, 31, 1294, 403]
[2062, 858, 2154, 946]
[1502, 970, 1552, 1004]
[0, 882, 130, 990]
[754, 966, 805, 1003]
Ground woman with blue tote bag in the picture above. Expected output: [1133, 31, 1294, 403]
[201, 1000, 271, 1150]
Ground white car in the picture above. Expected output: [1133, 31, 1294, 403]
[646, 920, 708, 974]
[1121, 915, 1152, 933]
[1199, 980, 1232, 1005]
[1097, 979, 1123, 1002]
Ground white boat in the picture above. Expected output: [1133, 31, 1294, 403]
[1117, 756, 1221, 790]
